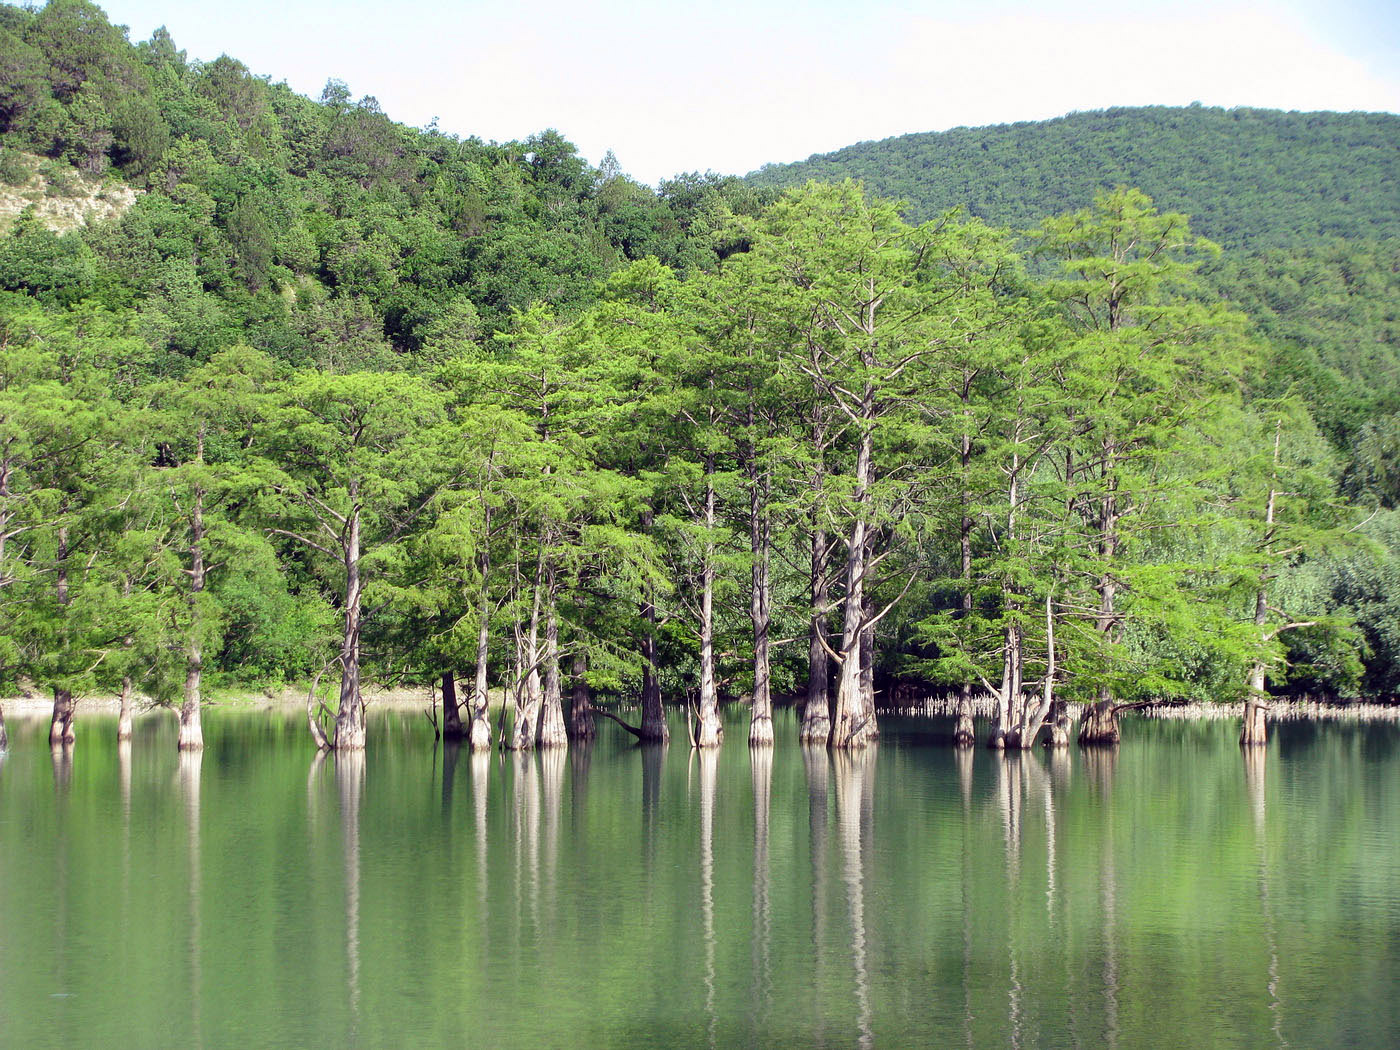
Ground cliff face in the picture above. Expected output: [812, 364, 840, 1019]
[0, 153, 138, 234]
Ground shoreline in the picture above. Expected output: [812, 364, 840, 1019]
[0, 685, 440, 720]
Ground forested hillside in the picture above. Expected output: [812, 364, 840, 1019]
[746, 106, 1400, 248]
[1, 1, 1398, 759]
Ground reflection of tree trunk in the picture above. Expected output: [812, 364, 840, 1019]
[698, 747, 719, 1048]
[957, 744, 974, 1048]
[751, 746, 773, 1021]
[51, 741, 73, 792]
[641, 744, 665, 875]
[802, 745, 829, 1046]
[568, 739, 592, 835]
[1083, 745, 1117, 798]
[567, 652, 594, 740]
[441, 737, 460, 815]
[512, 752, 540, 933]
[540, 746, 564, 915]
[0, 701, 7, 750]
[833, 747, 875, 1049]
[470, 750, 490, 911]
[118, 738, 132, 822]
[179, 748, 203, 1045]
[1244, 747, 1286, 1043]
[1100, 806, 1119, 1050]
[335, 750, 365, 1033]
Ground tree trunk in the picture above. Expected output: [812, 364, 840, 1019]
[50, 688, 76, 747]
[1244, 432, 1279, 749]
[749, 476, 774, 747]
[1095, 465, 1120, 710]
[639, 507, 669, 743]
[117, 676, 133, 743]
[1077, 699, 1120, 746]
[536, 572, 567, 749]
[568, 651, 594, 740]
[1241, 667, 1269, 747]
[509, 549, 546, 751]
[1017, 585, 1058, 749]
[859, 590, 878, 741]
[467, 541, 492, 752]
[952, 695, 975, 748]
[694, 462, 723, 749]
[333, 498, 366, 751]
[179, 462, 206, 753]
[49, 525, 76, 747]
[800, 520, 831, 744]
[441, 672, 462, 740]
[954, 390, 976, 751]
[830, 424, 876, 750]
[987, 641, 1011, 750]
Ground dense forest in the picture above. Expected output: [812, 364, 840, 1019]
[0, 1, 1396, 756]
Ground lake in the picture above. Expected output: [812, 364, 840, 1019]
[0, 707, 1396, 1048]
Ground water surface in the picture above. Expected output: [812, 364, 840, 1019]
[0, 709, 1396, 1048]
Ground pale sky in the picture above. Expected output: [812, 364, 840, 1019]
[93, 0, 1400, 186]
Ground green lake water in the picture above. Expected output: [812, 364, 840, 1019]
[0, 708, 1396, 1049]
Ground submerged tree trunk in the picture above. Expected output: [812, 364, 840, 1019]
[333, 496, 366, 751]
[568, 651, 594, 740]
[179, 459, 206, 753]
[536, 570, 567, 749]
[441, 672, 462, 740]
[694, 461, 723, 749]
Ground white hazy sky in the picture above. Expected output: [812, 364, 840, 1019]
[94, 0, 1400, 186]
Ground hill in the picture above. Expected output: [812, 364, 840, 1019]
[746, 106, 1400, 250]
